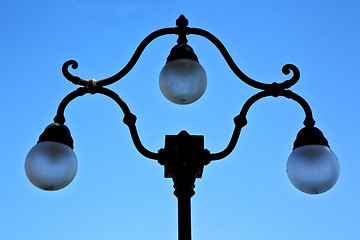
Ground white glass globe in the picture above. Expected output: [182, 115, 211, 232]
[25, 141, 78, 190]
[287, 145, 339, 194]
[159, 59, 207, 104]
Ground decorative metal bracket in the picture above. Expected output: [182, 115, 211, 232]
[57, 14, 312, 163]
[53, 15, 317, 240]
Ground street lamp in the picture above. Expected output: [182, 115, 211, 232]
[25, 15, 340, 240]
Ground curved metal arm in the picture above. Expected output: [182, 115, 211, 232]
[281, 90, 315, 127]
[58, 14, 312, 164]
[53, 87, 158, 160]
[209, 90, 315, 161]
[62, 27, 177, 87]
[96, 87, 159, 160]
[54, 88, 88, 124]
[188, 27, 300, 90]
[62, 15, 300, 93]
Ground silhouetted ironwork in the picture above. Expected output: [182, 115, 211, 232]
[54, 15, 316, 240]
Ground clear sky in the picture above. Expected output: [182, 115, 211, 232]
[1, 0, 360, 239]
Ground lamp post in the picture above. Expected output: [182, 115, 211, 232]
[25, 15, 340, 240]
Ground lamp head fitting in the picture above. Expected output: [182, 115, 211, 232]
[38, 123, 74, 149]
[293, 126, 329, 150]
[287, 126, 339, 194]
[26, 123, 77, 191]
[166, 44, 199, 63]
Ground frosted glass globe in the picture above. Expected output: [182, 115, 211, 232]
[159, 59, 207, 104]
[287, 145, 339, 194]
[25, 141, 78, 190]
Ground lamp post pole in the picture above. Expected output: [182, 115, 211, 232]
[159, 131, 209, 240]
[25, 15, 340, 240]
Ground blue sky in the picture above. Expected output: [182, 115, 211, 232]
[1, 0, 360, 239]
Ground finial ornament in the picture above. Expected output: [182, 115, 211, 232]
[176, 14, 189, 28]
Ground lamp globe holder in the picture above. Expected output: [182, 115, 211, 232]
[287, 127, 340, 194]
[25, 123, 78, 191]
[159, 44, 207, 105]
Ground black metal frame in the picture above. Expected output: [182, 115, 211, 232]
[53, 15, 317, 240]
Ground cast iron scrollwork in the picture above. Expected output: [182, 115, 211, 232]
[24, 15, 339, 240]
[57, 14, 310, 166]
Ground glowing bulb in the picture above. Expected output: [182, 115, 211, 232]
[159, 58, 207, 104]
[25, 123, 77, 190]
[159, 44, 207, 104]
[287, 126, 340, 194]
[287, 145, 339, 194]
[25, 141, 78, 190]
